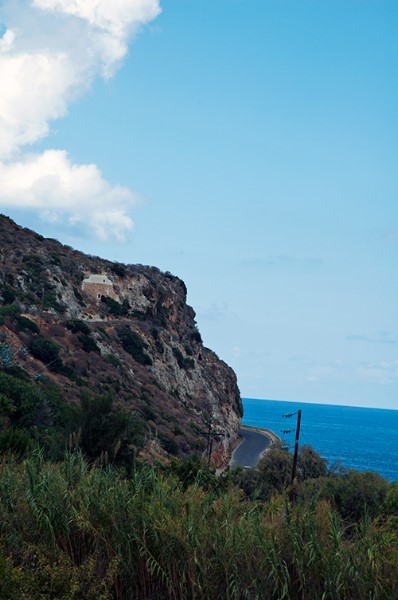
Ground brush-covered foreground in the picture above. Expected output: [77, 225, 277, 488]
[1, 449, 398, 600]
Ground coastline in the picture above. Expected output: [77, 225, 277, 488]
[240, 424, 281, 446]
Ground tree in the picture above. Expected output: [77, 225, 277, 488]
[255, 444, 293, 500]
[322, 470, 388, 521]
[29, 336, 62, 371]
[298, 445, 327, 481]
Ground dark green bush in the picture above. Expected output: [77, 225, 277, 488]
[159, 433, 179, 456]
[298, 445, 328, 480]
[191, 329, 202, 344]
[65, 320, 99, 354]
[117, 326, 152, 366]
[49, 252, 62, 266]
[0, 428, 33, 457]
[29, 336, 62, 371]
[2, 366, 31, 381]
[42, 289, 65, 313]
[107, 354, 122, 369]
[73, 287, 85, 306]
[150, 327, 164, 353]
[172, 347, 194, 370]
[21, 254, 43, 277]
[110, 263, 127, 277]
[80, 392, 144, 464]
[172, 346, 185, 368]
[0, 371, 55, 430]
[0, 304, 21, 320]
[79, 335, 100, 354]
[66, 319, 90, 335]
[1, 286, 16, 304]
[101, 296, 129, 316]
[320, 469, 389, 521]
[15, 315, 40, 334]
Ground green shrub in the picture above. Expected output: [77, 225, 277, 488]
[117, 325, 152, 366]
[385, 484, 398, 515]
[0, 371, 56, 430]
[66, 319, 90, 335]
[29, 336, 62, 371]
[191, 329, 202, 343]
[172, 346, 185, 368]
[49, 252, 62, 266]
[79, 335, 100, 354]
[183, 357, 195, 369]
[0, 304, 21, 320]
[101, 296, 129, 316]
[107, 354, 122, 369]
[73, 287, 85, 306]
[2, 366, 31, 381]
[298, 445, 327, 480]
[42, 289, 65, 313]
[172, 347, 194, 370]
[0, 428, 33, 457]
[151, 327, 164, 353]
[21, 254, 43, 277]
[321, 469, 389, 521]
[0, 546, 21, 600]
[1, 286, 16, 304]
[159, 433, 179, 456]
[15, 315, 40, 334]
[110, 263, 126, 277]
[0, 454, 397, 599]
[80, 392, 144, 464]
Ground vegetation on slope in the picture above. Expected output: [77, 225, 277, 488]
[0, 214, 243, 462]
[0, 448, 397, 600]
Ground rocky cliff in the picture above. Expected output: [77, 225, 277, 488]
[0, 215, 242, 465]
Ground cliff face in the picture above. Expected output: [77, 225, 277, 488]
[0, 215, 242, 465]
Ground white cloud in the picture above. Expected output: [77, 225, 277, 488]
[306, 366, 333, 383]
[0, 28, 15, 51]
[0, 0, 161, 239]
[357, 361, 398, 385]
[33, 0, 160, 34]
[33, 0, 161, 75]
[0, 150, 136, 240]
[346, 330, 396, 344]
[0, 50, 76, 157]
[305, 359, 398, 387]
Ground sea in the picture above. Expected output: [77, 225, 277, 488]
[242, 398, 398, 482]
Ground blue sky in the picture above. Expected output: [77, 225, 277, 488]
[0, 1, 397, 408]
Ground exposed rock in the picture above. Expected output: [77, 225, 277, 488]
[0, 214, 242, 465]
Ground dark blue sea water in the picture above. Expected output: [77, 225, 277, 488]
[242, 398, 398, 482]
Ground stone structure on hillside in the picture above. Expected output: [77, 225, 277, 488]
[81, 274, 116, 301]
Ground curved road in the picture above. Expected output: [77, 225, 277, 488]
[230, 427, 273, 468]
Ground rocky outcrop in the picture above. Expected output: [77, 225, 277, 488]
[0, 215, 242, 465]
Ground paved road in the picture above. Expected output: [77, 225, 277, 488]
[230, 428, 272, 468]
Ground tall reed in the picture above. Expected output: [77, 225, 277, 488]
[0, 452, 397, 599]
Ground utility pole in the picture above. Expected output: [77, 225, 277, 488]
[201, 418, 223, 467]
[291, 409, 302, 486]
[282, 409, 302, 501]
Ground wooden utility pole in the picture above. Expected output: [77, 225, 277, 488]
[201, 419, 223, 467]
[290, 409, 302, 497]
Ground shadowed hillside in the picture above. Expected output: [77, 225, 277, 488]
[0, 214, 242, 465]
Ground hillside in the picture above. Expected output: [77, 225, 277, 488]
[0, 214, 242, 465]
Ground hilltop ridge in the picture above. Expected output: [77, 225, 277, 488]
[0, 214, 242, 465]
